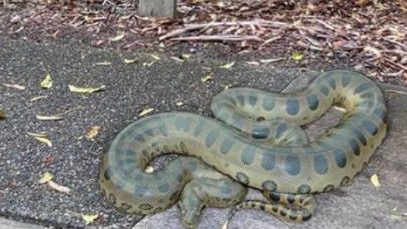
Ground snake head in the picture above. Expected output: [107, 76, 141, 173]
[177, 196, 204, 229]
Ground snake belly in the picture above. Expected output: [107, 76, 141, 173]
[99, 70, 387, 220]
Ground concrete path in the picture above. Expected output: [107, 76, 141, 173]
[1, 37, 406, 229]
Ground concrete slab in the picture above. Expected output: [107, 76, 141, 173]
[0, 217, 44, 229]
[0, 37, 406, 229]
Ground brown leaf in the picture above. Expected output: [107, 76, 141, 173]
[85, 126, 101, 140]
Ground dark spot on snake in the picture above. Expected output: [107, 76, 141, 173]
[205, 130, 219, 148]
[133, 133, 145, 142]
[151, 142, 160, 152]
[333, 149, 347, 168]
[236, 94, 245, 105]
[280, 209, 287, 217]
[340, 176, 350, 186]
[351, 127, 367, 146]
[328, 78, 336, 89]
[313, 154, 329, 175]
[144, 128, 154, 136]
[241, 146, 256, 165]
[341, 75, 351, 87]
[298, 196, 304, 204]
[302, 211, 312, 221]
[259, 204, 266, 211]
[108, 193, 117, 205]
[139, 203, 154, 211]
[348, 139, 360, 156]
[158, 182, 170, 193]
[285, 155, 301, 176]
[289, 214, 298, 221]
[180, 141, 188, 153]
[298, 184, 311, 194]
[362, 120, 379, 136]
[262, 98, 275, 111]
[103, 167, 111, 181]
[261, 153, 275, 171]
[249, 94, 258, 106]
[306, 94, 319, 111]
[220, 136, 234, 155]
[194, 119, 205, 137]
[256, 116, 266, 121]
[236, 172, 250, 185]
[269, 193, 281, 202]
[272, 206, 279, 213]
[158, 124, 168, 136]
[354, 82, 372, 94]
[286, 98, 300, 116]
[319, 85, 330, 96]
[323, 184, 335, 192]
[262, 180, 277, 191]
[275, 122, 287, 139]
[134, 185, 149, 197]
[287, 194, 296, 204]
[119, 203, 132, 212]
[252, 126, 270, 139]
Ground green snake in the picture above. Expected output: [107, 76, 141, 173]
[99, 70, 387, 228]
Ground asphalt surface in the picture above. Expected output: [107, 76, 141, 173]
[1, 37, 407, 229]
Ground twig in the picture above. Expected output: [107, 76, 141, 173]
[383, 57, 407, 71]
[159, 20, 288, 40]
[382, 37, 407, 50]
[169, 35, 264, 42]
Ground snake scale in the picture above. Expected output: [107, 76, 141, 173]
[99, 70, 387, 228]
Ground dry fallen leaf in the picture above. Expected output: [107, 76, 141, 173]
[40, 172, 54, 184]
[48, 180, 72, 194]
[0, 111, 6, 120]
[81, 213, 99, 225]
[139, 107, 154, 116]
[171, 56, 184, 62]
[30, 95, 48, 102]
[201, 75, 213, 82]
[124, 58, 139, 64]
[143, 60, 157, 67]
[371, 174, 380, 188]
[85, 125, 101, 140]
[68, 85, 105, 93]
[181, 53, 192, 59]
[94, 61, 112, 66]
[41, 73, 53, 89]
[36, 115, 63, 121]
[27, 131, 48, 137]
[175, 101, 184, 106]
[34, 136, 53, 147]
[2, 83, 25, 90]
[150, 54, 161, 60]
[109, 33, 125, 42]
[219, 61, 235, 69]
[291, 51, 304, 61]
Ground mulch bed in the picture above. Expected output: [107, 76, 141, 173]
[1, 0, 406, 84]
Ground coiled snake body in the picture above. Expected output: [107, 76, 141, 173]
[100, 70, 387, 228]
